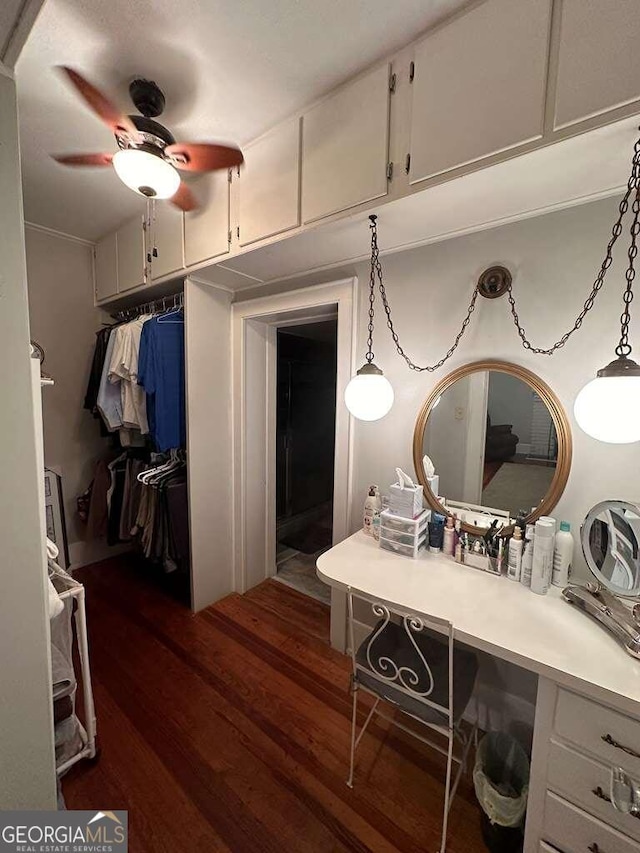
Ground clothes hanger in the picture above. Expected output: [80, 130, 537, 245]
[157, 294, 184, 323]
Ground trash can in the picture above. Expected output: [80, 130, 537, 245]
[473, 732, 530, 853]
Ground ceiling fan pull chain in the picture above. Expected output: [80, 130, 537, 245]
[145, 199, 153, 266]
[152, 198, 158, 258]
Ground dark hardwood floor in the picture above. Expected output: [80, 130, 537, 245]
[65, 555, 487, 852]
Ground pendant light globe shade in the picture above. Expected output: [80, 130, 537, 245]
[574, 357, 640, 443]
[112, 149, 180, 199]
[344, 363, 394, 421]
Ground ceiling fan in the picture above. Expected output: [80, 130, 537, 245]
[53, 67, 243, 211]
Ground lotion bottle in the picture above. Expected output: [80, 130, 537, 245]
[530, 519, 555, 595]
[520, 524, 535, 588]
[364, 486, 381, 536]
[443, 516, 455, 556]
[552, 521, 574, 587]
[507, 526, 523, 582]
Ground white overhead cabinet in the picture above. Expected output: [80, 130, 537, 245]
[554, 0, 640, 130]
[301, 63, 391, 224]
[149, 203, 184, 281]
[116, 214, 146, 293]
[409, 0, 552, 184]
[94, 231, 118, 302]
[238, 117, 301, 246]
[184, 170, 230, 265]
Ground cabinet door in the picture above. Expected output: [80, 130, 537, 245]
[302, 64, 390, 224]
[409, 0, 552, 184]
[116, 215, 146, 293]
[184, 170, 230, 265]
[554, 0, 640, 130]
[150, 204, 184, 280]
[239, 117, 300, 246]
[94, 231, 118, 302]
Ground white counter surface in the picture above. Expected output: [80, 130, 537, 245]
[317, 531, 640, 715]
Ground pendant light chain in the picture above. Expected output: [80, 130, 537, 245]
[367, 133, 640, 374]
[617, 155, 640, 357]
[507, 134, 640, 356]
[369, 215, 479, 372]
[365, 225, 377, 363]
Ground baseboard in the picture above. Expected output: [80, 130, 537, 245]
[68, 538, 132, 571]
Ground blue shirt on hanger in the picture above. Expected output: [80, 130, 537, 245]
[138, 309, 185, 452]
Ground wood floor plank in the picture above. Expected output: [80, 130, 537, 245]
[65, 558, 486, 853]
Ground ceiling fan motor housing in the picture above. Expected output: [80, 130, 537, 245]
[129, 77, 165, 118]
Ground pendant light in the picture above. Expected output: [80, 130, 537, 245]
[344, 216, 394, 421]
[574, 134, 640, 443]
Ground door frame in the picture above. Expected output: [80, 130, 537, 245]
[232, 277, 357, 647]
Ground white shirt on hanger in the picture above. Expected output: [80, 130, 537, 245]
[108, 316, 151, 434]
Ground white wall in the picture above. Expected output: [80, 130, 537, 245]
[25, 226, 110, 565]
[185, 278, 233, 611]
[349, 195, 638, 583]
[0, 72, 56, 809]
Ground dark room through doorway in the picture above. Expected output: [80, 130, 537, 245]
[275, 319, 337, 604]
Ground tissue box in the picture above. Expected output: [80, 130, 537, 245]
[389, 482, 424, 519]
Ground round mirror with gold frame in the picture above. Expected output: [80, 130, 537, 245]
[412, 360, 572, 535]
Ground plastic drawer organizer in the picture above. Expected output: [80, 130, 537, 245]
[379, 509, 429, 558]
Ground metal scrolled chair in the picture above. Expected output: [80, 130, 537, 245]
[346, 588, 479, 853]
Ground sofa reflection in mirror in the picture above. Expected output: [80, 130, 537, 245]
[413, 360, 572, 535]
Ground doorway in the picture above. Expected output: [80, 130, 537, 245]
[275, 320, 337, 603]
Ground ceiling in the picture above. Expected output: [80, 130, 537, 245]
[16, 0, 469, 242]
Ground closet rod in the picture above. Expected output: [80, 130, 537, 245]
[111, 289, 184, 323]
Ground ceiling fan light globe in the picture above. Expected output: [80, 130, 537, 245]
[112, 149, 180, 199]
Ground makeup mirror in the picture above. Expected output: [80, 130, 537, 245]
[413, 360, 572, 535]
[582, 500, 640, 597]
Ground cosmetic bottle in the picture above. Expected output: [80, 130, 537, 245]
[363, 486, 381, 536]
[530, 519, 555, 595]
[443, 516, 455, 556]
[507, 526, 523, 582]
[552, 521, 574, 587]
[428, 517, 445, 553]
[520, 524, 535, 588]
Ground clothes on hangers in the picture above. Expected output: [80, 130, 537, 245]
[85, 297, 185, 453]
[108, 316, 150, 434]
[84, 326, 113, 436]
[138, 308, 186, 452]
[81, 450, 189, 577]
[96, 330, 123, 432]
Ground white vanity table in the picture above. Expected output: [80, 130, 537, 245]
[317, 531, 640, 853]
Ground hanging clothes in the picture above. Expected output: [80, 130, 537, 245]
[83, 326, 112, 425]
[138, 308, 186, 452]
[96, 330, 123, 432]
[107, 315, 151, 434]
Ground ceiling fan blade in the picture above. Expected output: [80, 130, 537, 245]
[58, 66, 138, 140]
[170, 181, 198, 212]
[165, 142, 243, 173]
[53, 152, 114, 167]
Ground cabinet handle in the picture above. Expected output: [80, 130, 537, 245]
[593, 785, 612, 804]
[602, 732, 640, 760]
[593, 785, 640, 820]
